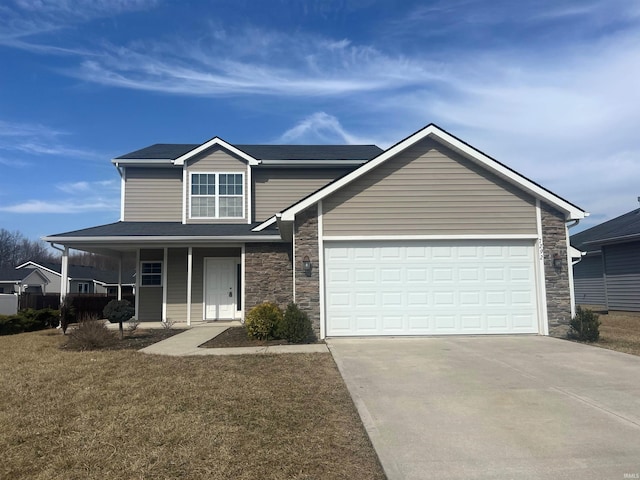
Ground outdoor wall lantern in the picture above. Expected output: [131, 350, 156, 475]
[553, 253, 563, 269]
[302, 255, 312, 276]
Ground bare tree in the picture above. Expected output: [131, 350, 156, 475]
[0, 229, 58, 269]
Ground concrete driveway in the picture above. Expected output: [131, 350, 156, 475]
[328, 336, 640, 480]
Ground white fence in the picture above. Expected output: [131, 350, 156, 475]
[0, 294, 19, 315]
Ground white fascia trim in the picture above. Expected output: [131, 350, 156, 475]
[120, 168, 126, 221]
[173, 137, 260, 166]
[318, 200, 326, 340]
[322, 234, 539, 241]
[535, 199, 549, 336]
[252, 216, 277, 231]
[16, 261, 61, 277]
[182, 167, 187, 224]
[41, 235, 282, 243]
[279, 124, 586, 222]
[258, 159, 367, 166]
[247, 164, 252, 224]
[112, 159, 174, 166]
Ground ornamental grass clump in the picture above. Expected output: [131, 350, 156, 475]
[568, 306, 601, 342]
[245, 302, 283, 340]
[65, 314, 116, 351]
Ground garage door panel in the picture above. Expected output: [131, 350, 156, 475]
[325, 240, 539, 336]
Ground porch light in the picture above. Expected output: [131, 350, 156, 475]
[553, 253, 562, 269]
[302, 256, 312, 277]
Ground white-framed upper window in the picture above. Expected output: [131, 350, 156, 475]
[190, 172, 244, 219]
[77, 282, 90, 294]
[140, 262, 162, 287]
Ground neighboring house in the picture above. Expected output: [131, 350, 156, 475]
[43, 124, 586, 337]
[571, 207, 640, 312]
[0, 261, 135, 296]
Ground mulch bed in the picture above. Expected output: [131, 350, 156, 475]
[200, 326, 320, 348]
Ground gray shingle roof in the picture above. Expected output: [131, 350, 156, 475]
[571, 207, 640, 249]
[47, 221, 278, 238]
[115, 144, 383, 161]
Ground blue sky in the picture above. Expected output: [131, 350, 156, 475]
[1, 0, 639, 241]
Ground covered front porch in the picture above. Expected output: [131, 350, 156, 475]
[43, 221, 286, 325]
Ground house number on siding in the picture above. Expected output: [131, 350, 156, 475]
[538, 238, 544, 261]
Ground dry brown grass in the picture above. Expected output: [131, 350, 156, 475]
[0, 330, 385, 480]
[594, 310, 640, 356]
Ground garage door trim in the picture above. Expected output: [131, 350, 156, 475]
[323, 238, 542, 337]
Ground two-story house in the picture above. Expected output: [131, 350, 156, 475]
[44, 124, 586, 338]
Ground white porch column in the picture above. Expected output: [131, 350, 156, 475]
[134, 249, 140, 320]
[162, 248, 168, 322]
[187, 247, 193, 326]
[60, 247, 69, 302]
[117, 255, 122, 301]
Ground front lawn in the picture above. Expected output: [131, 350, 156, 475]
[594, 310, 640, 356]
[0, 330, 385, 480]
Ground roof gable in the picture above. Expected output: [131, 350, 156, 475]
[265, 123, 586, 225]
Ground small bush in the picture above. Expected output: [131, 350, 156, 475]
[245, 302, 283, 340]
[66, 315, 116, 351]
[103, 299, 135, 323]
[277, 303, 315, 344]
[568, 306, 601, 342]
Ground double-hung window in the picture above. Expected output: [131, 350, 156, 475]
[190, 173, 243, 219]
[140, 262, 162, 287]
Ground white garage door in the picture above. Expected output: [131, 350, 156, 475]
[324, 240, 539, 336]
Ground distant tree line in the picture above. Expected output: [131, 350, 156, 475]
[0, 228, 131, 271]
[0, 229, 58, 270]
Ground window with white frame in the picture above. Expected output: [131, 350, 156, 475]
[77, 282, 90, 294]
[190, 173, 243, 218]
[140, 262, 162, 287]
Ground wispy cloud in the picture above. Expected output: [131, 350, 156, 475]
[68, 32, 448, 97]
[278, 112, 378, 145]
[0, 199, 118, 214]
[0, 119, 104, 162]
[0, 0, 158, 50]
[56, 179, 118, 194]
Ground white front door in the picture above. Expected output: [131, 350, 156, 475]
[204, 258, 236, 320]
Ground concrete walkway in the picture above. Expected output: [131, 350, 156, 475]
[138, 322, 328, 356]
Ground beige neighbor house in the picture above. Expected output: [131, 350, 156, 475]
[44, 124, 587, 338]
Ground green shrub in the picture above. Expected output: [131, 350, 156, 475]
[277, 303, 315, 344]
[0, 308, 59, 335]
[245, 302, 283, 340]
[568, 306, 601, 342]
[103, 299, 135, 339]
[65, 315, 116, 351]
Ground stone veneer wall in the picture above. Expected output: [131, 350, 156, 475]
[244, 243, 293, 312]
[293, 205, 321, 338]
[541, 202, 572, 337]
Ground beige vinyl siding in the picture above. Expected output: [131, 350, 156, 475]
[253, 168, 352, 221]
[322, 138, 537, 236]
[124, 167, 182, 221]
[166, 248, 187, 321]
[138, 249, 163, 321]
[190, 247, 241, 321]
[186, 147, 247, 224]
